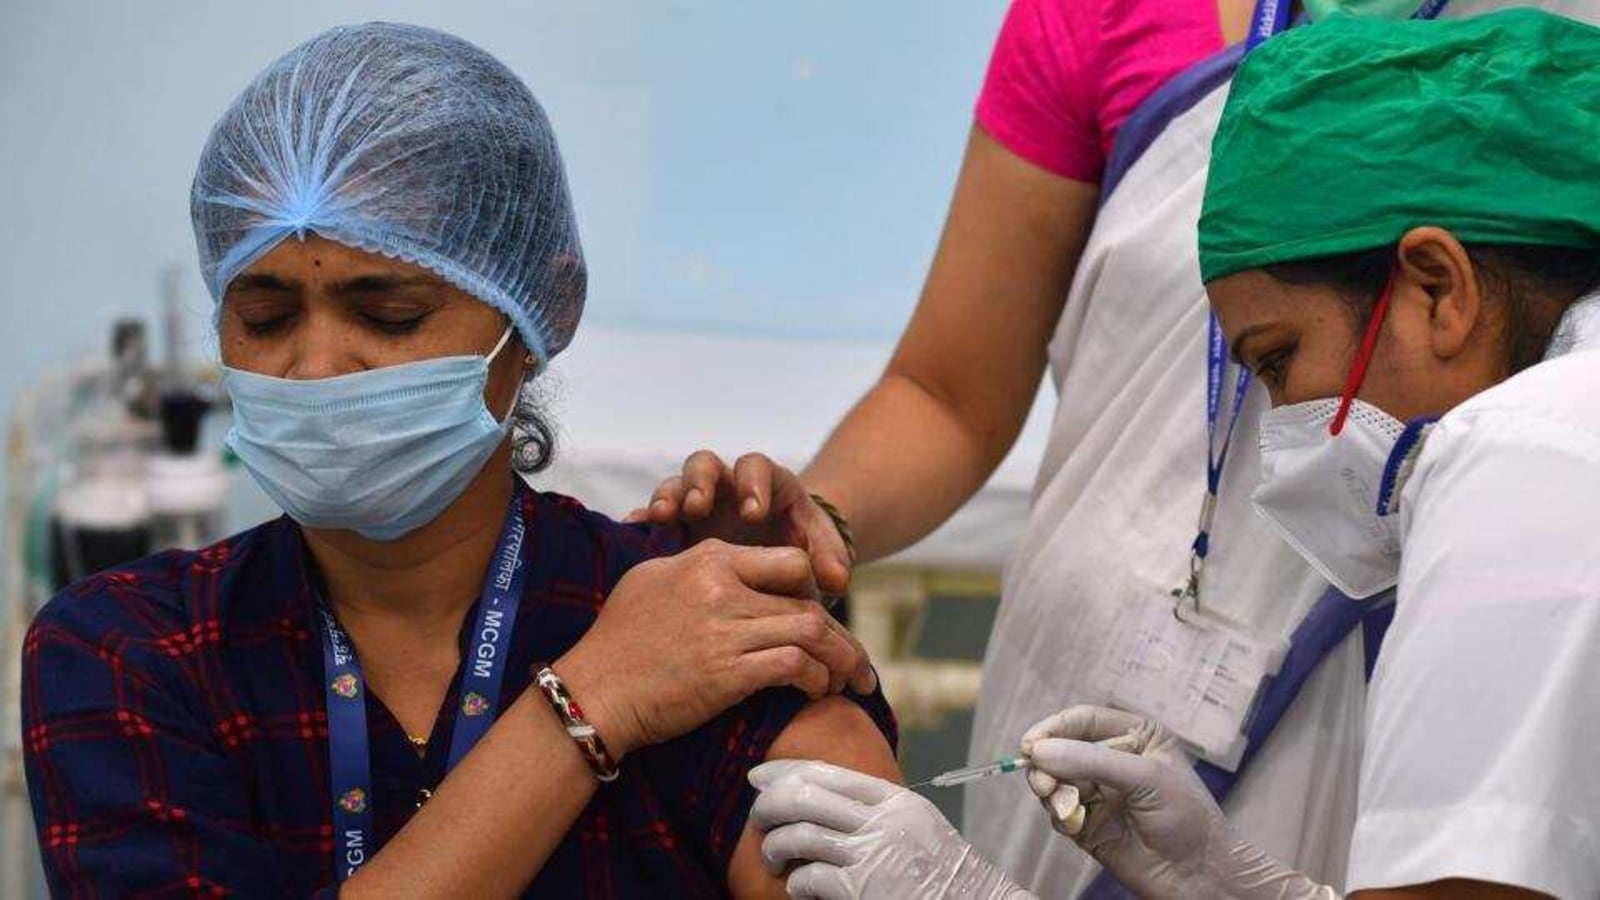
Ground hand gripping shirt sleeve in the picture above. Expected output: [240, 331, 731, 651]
[570, 502, 900, 883]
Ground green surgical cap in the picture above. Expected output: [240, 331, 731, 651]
[1199, 9, 1600, 284]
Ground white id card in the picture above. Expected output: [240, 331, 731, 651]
[1102, 593, 1288, 771]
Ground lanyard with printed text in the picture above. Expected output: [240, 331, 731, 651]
[317, 490, 529, 883]
[1176, 0, 1291, 612]
[1250, 0, 1449, 48]
[1175, 313, 1251, 614]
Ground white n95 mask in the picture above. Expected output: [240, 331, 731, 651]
[223, 324, 522, 541]
[1251, 398, 1405, 599]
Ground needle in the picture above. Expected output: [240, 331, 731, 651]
[908, 756, 1027, 790]
[910, 732, 1144, 790]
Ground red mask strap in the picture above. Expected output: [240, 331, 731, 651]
[1329, 270, 1397, 436]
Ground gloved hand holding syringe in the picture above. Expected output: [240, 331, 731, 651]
[745, 724, 1148, 900]
[909, 731, 1145, 835]
[750, 708, 1335, 900]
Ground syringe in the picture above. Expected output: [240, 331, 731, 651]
[911, 756, 1027, 789]
[910, 732, 1144, 790]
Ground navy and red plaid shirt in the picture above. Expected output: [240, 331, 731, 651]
[22, 485, 896, 898]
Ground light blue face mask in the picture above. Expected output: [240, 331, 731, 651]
[223, 325, 522, 541]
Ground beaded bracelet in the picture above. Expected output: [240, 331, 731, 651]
[808, 492, 857, 564]
[808, 492, 857, 611]
[532, 665, 621, 783]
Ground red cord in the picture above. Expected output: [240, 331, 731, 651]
[1329, 270, 1397, 436]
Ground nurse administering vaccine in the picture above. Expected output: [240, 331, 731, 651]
[750, 10, 1600, 898]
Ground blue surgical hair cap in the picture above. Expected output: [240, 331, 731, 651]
[191, 22, 586, 363]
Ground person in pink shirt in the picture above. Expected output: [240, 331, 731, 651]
[636, 0, 1250, 595]
[979, 0, 1229, 185]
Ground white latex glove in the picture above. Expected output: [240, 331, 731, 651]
[748, 760, 1034, 900]
[1019, 705, 1337, 900]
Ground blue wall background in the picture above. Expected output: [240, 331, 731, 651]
[0, 1, 1005, 377]
[0, 3, 1006, 891]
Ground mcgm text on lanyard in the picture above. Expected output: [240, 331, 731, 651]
[317, 492, 529, 883]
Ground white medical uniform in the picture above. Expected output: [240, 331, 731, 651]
[964, 3, 1600, 895]
[1347, 301, 1600, 897]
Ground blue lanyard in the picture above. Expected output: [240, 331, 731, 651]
[1249, 0, 1449, 49]
[1204, 313, 1251, 512]
[1414, 0, 1451, 20]
[317, 491, 530, 883]
[1175, 313, 1252, 612]
[1246, 0, 1293, 48]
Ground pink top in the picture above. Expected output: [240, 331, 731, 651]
[976, 0, 1225, 183]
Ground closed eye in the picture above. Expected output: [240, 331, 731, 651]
[241, 313, 296, 337]
[357, 309, 432, 335]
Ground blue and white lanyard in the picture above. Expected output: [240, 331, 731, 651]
[1249, 0, 1448, 46]
[1246, 0, 1294, 47]
[1175, 313, 1251, 613]
[317, 493, 530, 883]
[1176, 0, 1449, 615]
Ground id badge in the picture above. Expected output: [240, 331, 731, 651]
[1102, 593, 1287, 771]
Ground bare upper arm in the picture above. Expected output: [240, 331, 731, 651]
[1352, 879, 1550, 900]
[887, 124, 1099, 461]
[726, 695, 901, 899]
